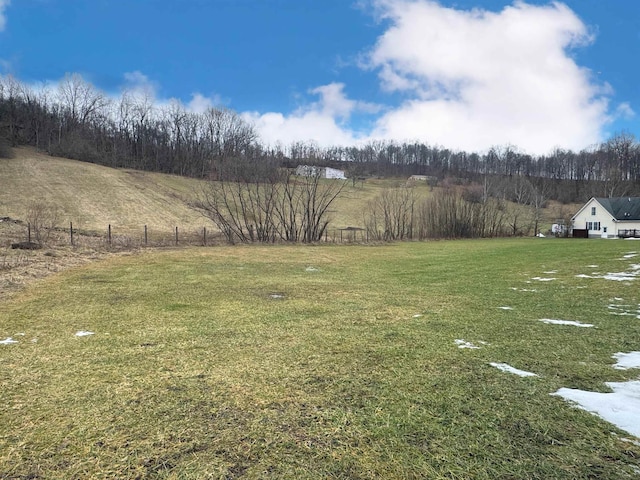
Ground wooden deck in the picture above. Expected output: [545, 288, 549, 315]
[618, 229, 640, 239]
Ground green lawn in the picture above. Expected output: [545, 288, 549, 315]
[1, 239, 639, 478]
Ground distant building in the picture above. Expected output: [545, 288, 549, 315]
[295, 165, 346, 180]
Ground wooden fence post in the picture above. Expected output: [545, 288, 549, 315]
[203, 227, 207, 246]
[70, 222, 74, 246]
[144, 225, 148, 246]
[175, 226, 178, 245]
[108, 224, 111, 245]
[27, 223, 31, 243]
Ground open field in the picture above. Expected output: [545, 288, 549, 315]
[1, 238, 639, 478]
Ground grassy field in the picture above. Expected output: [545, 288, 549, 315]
[1, 238, 639, 478]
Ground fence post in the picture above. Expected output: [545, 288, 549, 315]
[28, 223, 31, 243]
[175, 226, 178, 245]
[144, 225, 148, 246]
[70, 222, 74, 246]
[203, 227, 207, 246]
[108, 224, 111, 245]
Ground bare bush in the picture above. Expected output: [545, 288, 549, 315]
[25, 201, 61, 245]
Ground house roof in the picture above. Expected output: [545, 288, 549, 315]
[594, 197, 640, 221]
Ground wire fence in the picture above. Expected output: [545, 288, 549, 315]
[8, 221, 372, 250]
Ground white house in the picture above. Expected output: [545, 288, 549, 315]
[295, 165, 346, 180]
[572, 197, 640, 238]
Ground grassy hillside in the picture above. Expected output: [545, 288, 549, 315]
[1, 239, 639, 478]
[0, 149, 432, 235]
[0, 148, 206, 234]
[0, 147, 574, 240]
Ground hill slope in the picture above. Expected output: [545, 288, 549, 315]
[0, 148, 434, 235]
[0, 148, 207, 234]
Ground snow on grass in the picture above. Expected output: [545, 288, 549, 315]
[498, 306, 513, 310]
[552, 381, 640, 438]
[622, 253, 638, 259]
[608, 301, 640, 318]
[489, 363, 538, 377]
[539, 319, 594, 327]
[0, 337, 18, 345]
[75, 331, 95, 337]
[530, 277, 556, 282]
[305, 266, 319, 272]
[509, 287, 538, 292]
[613, 352, 640, 370]
[455, 339, 480, 349]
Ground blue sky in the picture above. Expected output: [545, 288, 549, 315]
[0, 0, 638, 155]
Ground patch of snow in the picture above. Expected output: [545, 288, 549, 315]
[489, 362, 538, 377]
[620, 437, 640, 447]
[305, 266, 319, 272]
[603, 272, 637, 281]
[75, 331, 95, 337]
[577, 270, 638, 282]
[498, 306, 513, 310]
[269, 294, 284, 299]
[586, 265, 599, 268]
[543, 270, 558, 274]
[612, 352, 640, 370]
[539, 319, 594, 328]
[623, 253, 638, 259]
[0, 337, 18, 345]
[455, 339, 480, 349]
[510, 287, 537, 292]
[531, 277, 556, 282]
[552, 381, 640, 438]
[536, 233, 546, 237]
[412, 314, 423, 318]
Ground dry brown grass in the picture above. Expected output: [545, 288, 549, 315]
[0, 147, 205, 234]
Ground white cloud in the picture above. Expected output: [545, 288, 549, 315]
[0, 0, 9, 31]
[364, 0, 610, 154]
[244, 82, 375, 147]
[121, 71, 222, 115]
[615, 102, 635, 120]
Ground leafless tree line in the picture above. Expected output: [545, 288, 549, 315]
[1, 73, 640, 206]
[363, 179, 556, 240]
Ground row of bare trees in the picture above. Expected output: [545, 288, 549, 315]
[1, 73, 640, 206]
[363, 181, 557, 241]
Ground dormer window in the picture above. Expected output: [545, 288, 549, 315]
[591, 207, 596, 215]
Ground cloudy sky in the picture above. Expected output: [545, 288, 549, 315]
[0, 0, 638, 155]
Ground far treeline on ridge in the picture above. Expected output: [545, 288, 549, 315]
[1, 73, 640, 245]
[0, 74, 639, 204]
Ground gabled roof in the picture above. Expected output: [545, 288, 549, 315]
[594, 197, 640, 221]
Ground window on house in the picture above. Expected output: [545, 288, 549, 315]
[591, 207, 596, 215]
[587, 222, 601, 231]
